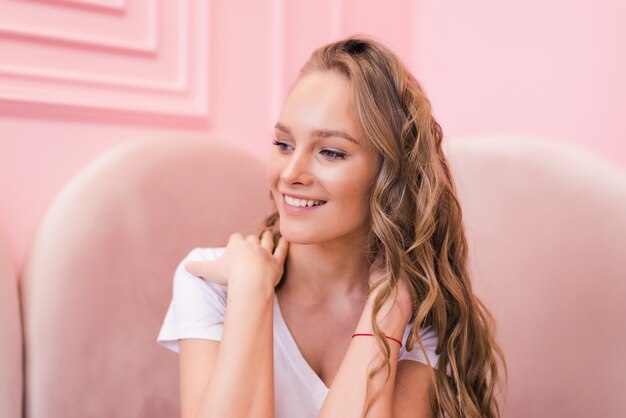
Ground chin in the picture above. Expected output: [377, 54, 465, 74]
[278, 224, 323, 245]
[278, 230, 309, 245]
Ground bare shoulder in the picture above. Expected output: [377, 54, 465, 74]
[393, 360, 435, 418]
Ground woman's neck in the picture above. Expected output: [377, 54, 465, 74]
[278, 238, 371, 309]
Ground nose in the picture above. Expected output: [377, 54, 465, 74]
[280, 149, 313, 186]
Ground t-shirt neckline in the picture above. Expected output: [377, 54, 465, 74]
[273, 293, 331, 399]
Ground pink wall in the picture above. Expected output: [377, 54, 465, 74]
[412, 0, 626, 165]
[1, 0, 624, 276]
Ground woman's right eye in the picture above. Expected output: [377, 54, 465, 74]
[272, 139, 292, 151]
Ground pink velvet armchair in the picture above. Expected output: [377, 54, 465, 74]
[19, 138, 272, 417]
[445, 135, 626, 417]
[4, 135, 625, 417]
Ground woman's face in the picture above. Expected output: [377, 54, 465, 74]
[266, 70, 379, 246]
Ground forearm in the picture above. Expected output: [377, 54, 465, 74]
[319, 293, 410, 418]
[195, 278, 275, 418]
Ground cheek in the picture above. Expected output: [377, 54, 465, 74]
[319, 171, 371, 212]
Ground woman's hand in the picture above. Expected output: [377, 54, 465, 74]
[184, 229, 289, 289]
[367, 249, 412, 317]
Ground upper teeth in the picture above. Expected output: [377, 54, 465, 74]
[285, 194, 326, 207]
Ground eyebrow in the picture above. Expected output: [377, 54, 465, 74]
[274, 122, 360, 145]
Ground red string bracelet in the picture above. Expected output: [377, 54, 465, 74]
[352, 333, 402, 348]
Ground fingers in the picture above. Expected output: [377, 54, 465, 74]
[228, 232, 243, 243]
[245, 234, 258, 245]
[260, 229, 273, 251]
[273, 236, 289, 264]
[260, 230, 289, 265]
[184, 260, 208, 279]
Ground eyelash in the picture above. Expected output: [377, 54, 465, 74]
[272, 139, 346, 160]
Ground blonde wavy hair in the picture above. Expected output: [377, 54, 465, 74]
[259, 35, 507, 418]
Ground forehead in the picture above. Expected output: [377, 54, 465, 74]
[278, 70, 362, 140]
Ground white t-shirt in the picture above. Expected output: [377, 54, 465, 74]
[157, 247, 440, 418]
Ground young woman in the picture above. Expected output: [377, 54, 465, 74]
[158, 35, 506, 418]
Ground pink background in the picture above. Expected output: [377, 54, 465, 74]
[1, 0, 624, 276]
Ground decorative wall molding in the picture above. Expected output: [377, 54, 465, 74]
[30, 0, 127, 13]
[329, 0, 343, 42]
[268, 0, 344, 126]
[0, 0, 210, 120]
[0, 1, 186, 93]
[0, 62, 186, 92]
[0, 0, 157, 53]
[269, 0, 286, 127]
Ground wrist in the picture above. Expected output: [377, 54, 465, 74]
[366, 285, 412, 319]
[352, 332, 403, 348]
[356, 294, 411, 341]
[228, 270, 275, 301]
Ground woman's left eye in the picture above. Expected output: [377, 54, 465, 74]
[272, 139, 292, 151]
[321, 149, 346, 160]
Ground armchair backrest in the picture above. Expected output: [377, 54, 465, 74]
[447, 135, 626, 418]
[20, 137, 271, 418]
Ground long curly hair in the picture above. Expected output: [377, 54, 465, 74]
[259, 35, 507, 418]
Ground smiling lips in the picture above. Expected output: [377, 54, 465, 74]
[282, 193, 327, 213]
